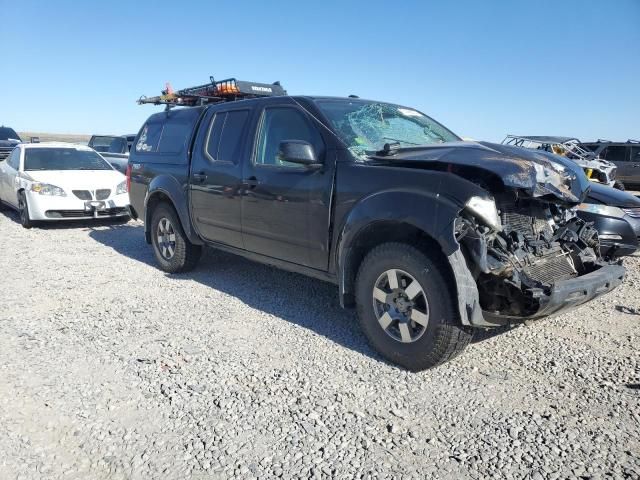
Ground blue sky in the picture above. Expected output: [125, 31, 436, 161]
[1, 0, 638, 142]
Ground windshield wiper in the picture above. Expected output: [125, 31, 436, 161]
[382, 137, 420, 146]
[375, 142, 402, 156]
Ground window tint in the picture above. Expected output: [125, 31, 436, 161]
[107, 137, 127, 154]
[631, 147, 640, 162]
[255, 108, 323, 168]
[218, 111, 249, 163]
[205, 110, 249, 163]
[136, 123, 163, 152]
[158, 122, 191, 153]
[603, 146, 629, 162]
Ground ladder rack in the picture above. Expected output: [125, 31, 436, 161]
[138, 76, 286, 108]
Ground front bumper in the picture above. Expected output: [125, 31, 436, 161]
[26, 191, 131, 221]
[483, 264, 625, 324]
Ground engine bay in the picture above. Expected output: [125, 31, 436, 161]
[457, 192, 605, 318]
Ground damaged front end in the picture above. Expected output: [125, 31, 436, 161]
[456, 192, 624, 325]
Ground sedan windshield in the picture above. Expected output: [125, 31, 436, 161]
[24, 148, 114, 171]
[0, 127, 21, 141]
[316, 100, 460, 158]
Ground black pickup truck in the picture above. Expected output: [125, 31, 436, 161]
[128, 78, 624, 370]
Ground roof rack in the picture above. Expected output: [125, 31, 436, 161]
[628, 139, 639, 144]
[138, 76, 286, 108]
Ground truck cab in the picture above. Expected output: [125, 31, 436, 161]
[128, 77, 625, 371]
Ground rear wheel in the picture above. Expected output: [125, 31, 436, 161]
[150, 203, 201, 273]
[355, 242, 472, 371]
[18, 191, 33, 229]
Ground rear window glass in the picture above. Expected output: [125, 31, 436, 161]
[158, 122, 191, 154]
[205, 110, 249, 163]
[136, 123, 163, 153]
[24, 148, 113, 171]
[136, 122, 191, 154]
[91, 136, 119, 152]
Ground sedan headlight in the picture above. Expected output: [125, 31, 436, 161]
[30, 182, 66, 196]
[116, 180, 127, 195]
[577, 203, 625, 218]
[465, 196, 501, 230]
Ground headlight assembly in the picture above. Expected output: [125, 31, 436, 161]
[577, 203, 625, 218]
[465, 196, 501, 230]
[116, 180, 127, 195]
[30, 183, 66, 196]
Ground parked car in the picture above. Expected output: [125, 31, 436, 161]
[579, 183, 640, 258]
[580, 140, 640, 188]
[0, 126, 22, 161]
[502, 135, 624, 190]
[88, 134, 136, 174]
[0, 142, 130, 228]
[128, 77, 625, 371]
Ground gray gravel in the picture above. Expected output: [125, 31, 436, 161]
[0, 210, 638, 480]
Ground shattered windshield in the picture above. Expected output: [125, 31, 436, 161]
[316, 100, 459, 159]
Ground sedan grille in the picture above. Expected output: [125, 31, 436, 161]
[72, 189, 112, 201]
[96, 189, 111, 200]
[73, 190, 92, 200]
[623, 207, 640, 218]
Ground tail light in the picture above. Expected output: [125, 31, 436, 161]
[125, 164, 132, 193]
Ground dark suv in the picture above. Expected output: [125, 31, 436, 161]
[127, 78, 624, 370]
[0, 126, 21, 161]
[580, 140, 640, 188]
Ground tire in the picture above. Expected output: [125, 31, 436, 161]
[355, 242, 472, 371]
[18, 191, 33, 229]
[614, 181, 625, 191]
[150, 203, 201, 273]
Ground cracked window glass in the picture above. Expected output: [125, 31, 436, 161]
[316, 100, 459, 159]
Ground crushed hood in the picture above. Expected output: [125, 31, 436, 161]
[371, 141, 590, 204]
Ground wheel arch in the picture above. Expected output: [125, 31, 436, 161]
[144, 176, 202, 245]
[335, 189, 489, 327]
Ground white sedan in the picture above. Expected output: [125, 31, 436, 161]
[0, 142, 130, 228]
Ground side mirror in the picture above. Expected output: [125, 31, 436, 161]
[278, 140, 321, 167]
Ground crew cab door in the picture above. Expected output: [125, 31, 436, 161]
[190, 106, 253, 247]
[241, 104, 334, 270]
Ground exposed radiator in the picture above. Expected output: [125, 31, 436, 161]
[523, 254, 576, 284]
[500, 203, 553, 238]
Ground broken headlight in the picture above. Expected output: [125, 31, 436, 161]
[577, 203, 625, 218]
[465, 196, 501, 230]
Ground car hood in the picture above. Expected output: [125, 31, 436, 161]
[370, 141, 590, 204]
[586, 182, 640, 208]
[24, 169, 125, 190]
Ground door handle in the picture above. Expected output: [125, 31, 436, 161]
[193, 172, 207, 182]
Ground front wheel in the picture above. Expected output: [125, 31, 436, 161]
[355, 243, 472, 371]
[150, 203, 201, 273]
[18, 191, 33, 229]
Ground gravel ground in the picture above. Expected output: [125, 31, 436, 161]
[0, 209, 638, 480]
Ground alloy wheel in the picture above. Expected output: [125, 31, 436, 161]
[372, 269, 429, 343]
[156, 218, 177, 260]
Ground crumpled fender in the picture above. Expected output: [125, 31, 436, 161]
[336, 174, 492, 326]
